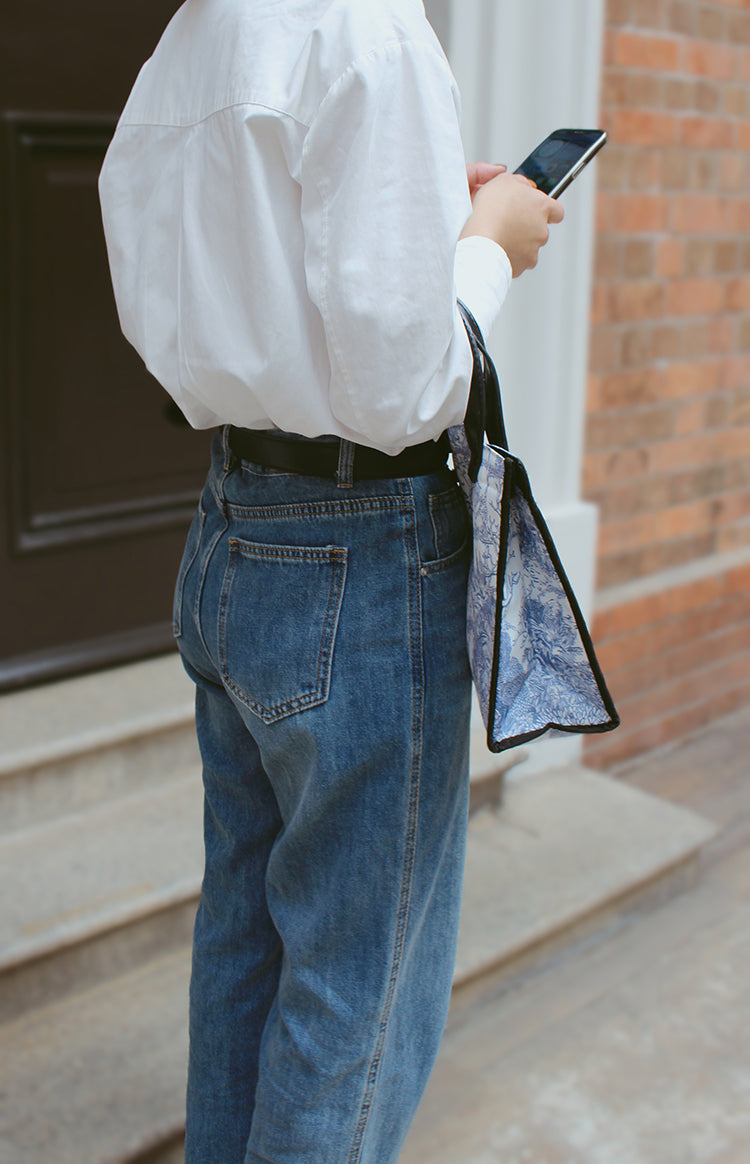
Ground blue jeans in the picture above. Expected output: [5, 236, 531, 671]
[175, 429, 472, 1164]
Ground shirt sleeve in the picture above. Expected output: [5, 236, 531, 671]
[299, 38, 506, 454]
[455, 236, 512, 339]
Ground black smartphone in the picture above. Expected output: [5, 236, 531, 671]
[514, 128, 607, 198]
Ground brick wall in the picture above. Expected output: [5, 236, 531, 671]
[584, 0, 750, 767]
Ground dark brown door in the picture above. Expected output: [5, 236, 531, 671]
[1, 2, 212, 690]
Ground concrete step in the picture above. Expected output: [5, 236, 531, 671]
[452, 763, 719, 1012]
[0, 765, 718, 1164]
[0, 949, 190, 1164]
[0, 655, 199, 837]
[0, 772, 203, 1023]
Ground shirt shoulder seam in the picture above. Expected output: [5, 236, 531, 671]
[117, 99, 310, 132]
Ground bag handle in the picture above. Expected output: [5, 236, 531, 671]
[457, 301, 509, 482]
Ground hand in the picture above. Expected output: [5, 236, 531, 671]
[466, 162, 506, 201]
[460, 171, 565, 278]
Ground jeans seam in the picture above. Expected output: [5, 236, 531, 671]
[194, 468, 230, 662]
[346, 483, 424, 1164]
[225, 496, 408, 520]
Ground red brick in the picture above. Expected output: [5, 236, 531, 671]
[671, 195, 728, 233]
[606, 624, 750, 701]
[666, 278, 726, 316]
[631, 0, 670, 30]
[720, 153, 744, 191]
[728, 11, 750, 45]
[624, 239, 656, 278]
[653, 321, 713, 360]
[622, 324, 654, 367]
[607, 0, 631, 25]
[586, 681, 750, 768]
[586, 403, 675, 451]
[589, 327, 623, 374]
[726, 561, 750, 596]
[663, 360, 722, 398]
[725, 277, 750, 312]
[599, 367, 665, 408]
[715, 241, 741, 273]
[737, 121, 750, 150]
[614, 30, 682, 70]
[657, 238, 684, 277]
[689, 152, 719, 191]
[664, 77, 696, 111]
[583, 446, 652, 491]
[628, 147, 662, 189]
[608, 194, 669, 233]
[597, 145, 629, 190]
[611, 108, 679, 146]
[675, 398, 708, 434]
[697, 6, 728, 42]
[607, 281, 666, 323]
[724, 85, 749, 119]
[680, 116, 734, 149]
[710, 318, 736, 354]
[595, 236, 623, 281]
[603, 69, 630, 108]
[684, 238, 718, 277]
[721, 354, 750, 390]
[668, 1, 697, 37]
[695, 79, 722, 115]
[683, 41, 737, 80]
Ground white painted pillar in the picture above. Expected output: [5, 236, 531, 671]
[445, 0, 607, 772]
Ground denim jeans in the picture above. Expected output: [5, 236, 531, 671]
[175, 428, 472, 1164]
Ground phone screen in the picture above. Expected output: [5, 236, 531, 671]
[515, 129, 606, 197]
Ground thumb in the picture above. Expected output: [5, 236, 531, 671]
[546, 197, 565, 224]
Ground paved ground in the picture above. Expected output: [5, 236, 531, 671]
[401, 707, 750, 1164]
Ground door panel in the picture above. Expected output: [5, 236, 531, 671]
[1, 3, 211, 690]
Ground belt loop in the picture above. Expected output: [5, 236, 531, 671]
[336, 439, 356, 489]
[222, 424, 235, 472]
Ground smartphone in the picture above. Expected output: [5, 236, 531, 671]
[514, 128, 607, 198]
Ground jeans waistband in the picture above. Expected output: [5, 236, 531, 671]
[227, 427, 450, 481]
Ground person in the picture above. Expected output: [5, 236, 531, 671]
[99, 2, 563, 1160]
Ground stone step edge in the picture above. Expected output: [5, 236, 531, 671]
[0, 702, 195, 781]
[0, 772, 203, 982]
[0, 877, 201, 980]
[453, 843, 704, 1000]
[0, 653, 196, 780]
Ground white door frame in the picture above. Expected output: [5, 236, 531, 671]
[439, 0, 607, 771]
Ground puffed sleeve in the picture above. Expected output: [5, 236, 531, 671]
[299, 38, 509, 454]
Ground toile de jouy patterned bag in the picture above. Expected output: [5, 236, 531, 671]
[449, 302, 619, 753]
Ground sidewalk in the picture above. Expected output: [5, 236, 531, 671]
[401, 705, 750, 1163]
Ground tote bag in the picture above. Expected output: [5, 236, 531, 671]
[448, 302, 619, 753]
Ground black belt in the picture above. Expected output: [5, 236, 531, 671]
[228, 427, 450, 480]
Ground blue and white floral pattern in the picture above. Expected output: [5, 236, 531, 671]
[448, 425, 617, 752]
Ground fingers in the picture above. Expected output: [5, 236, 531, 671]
[467, 162, 507, 201]
[547, 198, 565, 224]
[460, 169, 566, 277]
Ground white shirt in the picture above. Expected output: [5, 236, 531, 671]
[99, 0, 511, 455]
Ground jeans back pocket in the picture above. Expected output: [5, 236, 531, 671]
[218, 538, 348, 723]
[422, 484, 470, 574]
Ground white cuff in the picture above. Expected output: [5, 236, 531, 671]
[454, 235, 512, 339]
